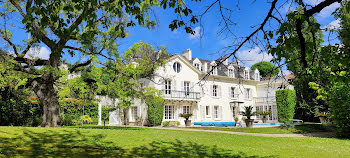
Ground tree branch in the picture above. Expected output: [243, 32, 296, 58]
[69, 59, 92, 73]
[0, 30, 19, 56]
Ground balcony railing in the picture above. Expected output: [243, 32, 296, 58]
[160, 90, 201, 100]
[255, 97, 276, 103]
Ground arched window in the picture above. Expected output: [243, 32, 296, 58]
[173, 62, 181, 73]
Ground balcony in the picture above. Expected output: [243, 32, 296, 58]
[160, 90, 201, 100]
[255, 97, 276, 103]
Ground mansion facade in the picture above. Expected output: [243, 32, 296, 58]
[99, 49, 293, 126]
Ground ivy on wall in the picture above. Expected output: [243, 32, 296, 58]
[276, 89, 296, 123]
[147, 96, 164, 126]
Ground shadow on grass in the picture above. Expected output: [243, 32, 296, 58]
[0, 128, 274, 158]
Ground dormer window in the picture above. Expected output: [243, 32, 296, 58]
[211, 66, 217, 75]
[228, 69, 234, 78]
[194, 63, 202, 71]
[244, 69, 249, 79]
[255, 72, 260, 81]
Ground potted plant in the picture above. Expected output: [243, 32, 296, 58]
[315, 111, 329, 123]
[234, 117, 239, 127]
[240, 106, 256, 127]
[257, 111, 272, 123]
[179, 113, 193, 127]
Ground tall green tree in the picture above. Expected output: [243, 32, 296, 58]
[0, 0, 191, 127]
[251, 61, 280, 77]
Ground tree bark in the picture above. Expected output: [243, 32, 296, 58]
[32, 74, 61, 127]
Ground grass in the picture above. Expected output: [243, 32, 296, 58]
[0, 126, 349, 158]
[181, 124, 335, 134]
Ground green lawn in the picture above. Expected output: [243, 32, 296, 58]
[0, 126, 349, 158]
[181, 124, 334, 134]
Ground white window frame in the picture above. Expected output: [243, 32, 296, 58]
[205, 105, 210, 116]
[245, 88, 251, 99]
[214, 106, 219, 119]
[211, 66, 217, 75]
[165, 80, 171, 95]
[183, 106, 191, 114]
[212, 85, 218, 97]
[194, 63, 201, 71]
[228, 69, 234, 78]
[164, 105, 174, 120]
[184, 81, 190, 96]
[231, 87, 236, 98]
[173, 62, 181, 73]
[244, 70, 249, 79]
[131, 106, 138, 122]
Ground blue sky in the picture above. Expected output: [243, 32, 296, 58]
[3, 0, 341, 72]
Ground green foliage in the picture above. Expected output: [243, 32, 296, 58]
[162, 121, 180, 127]
[146, 96, 164, 126]
[80, 115, 93, 124]
[102, 106, 117, 126]
[179, 113, 193, 120]
[257, 111, 272, 118]
[276, 89, 296, 123]
[240, 106, 256, 120]
[251, 61, 280, 77]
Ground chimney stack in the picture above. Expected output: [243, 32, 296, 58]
[182, 48, 192, 60]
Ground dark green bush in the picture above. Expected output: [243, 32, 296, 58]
[276, 89, 296, 123]
[328, 83, 350, 138]
[146, 96, 164, 126]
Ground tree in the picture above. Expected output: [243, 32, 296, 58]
[0, 0, 183, 127]
[276, 89, 296, 123]
[251, 61, 279, 77]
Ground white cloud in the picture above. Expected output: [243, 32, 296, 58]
[322, 19, 340, 29]
[189, 26, 200, 40]
[25, 46, 50, 60]
[304, 0, 340, 19]
[236, 47, 273, 67]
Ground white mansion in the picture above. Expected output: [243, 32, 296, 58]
[99, 49, 294, 126]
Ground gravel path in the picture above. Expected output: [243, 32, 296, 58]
[149, 127, 335, 138]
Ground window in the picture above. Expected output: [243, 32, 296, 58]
[206, 106, 210, 116]
[214, 106, 219, 119]
[245, 88, 251, 99]
[184, 81, 190, 96]
[183, 106, 191, 114]
[232, 106, 236, 117]
[211, 66, 217, 75]
[164, 105, 174, 120]
[230, 87, 235, 98]
[255, 73, 259, 80]
[212, 85, 217, 97]
[173, 62, 181, 73]
[228, 69, 234, 78]
[194, 63, 201, 71]
[131, 107, 138, 121]
[165, 80, 171, 94]
[244, 70, 249, 79]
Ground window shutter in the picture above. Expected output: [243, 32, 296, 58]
[172, 80, 176, 91]
[250, 89, 253, 99]
[193, 105, 197, 121]
[201, 105, 205, 120]
[228, 87, 231, 98]
[210, 85, 213, 96]
[244, 89, 248, 99]
[218, 86, 222, 97]
[219, 106, 223, 120]
[212, 106, 215, 118]
[177, 105, 183, 119]
[181, 81, 184, 91]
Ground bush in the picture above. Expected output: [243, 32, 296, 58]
[162, 121, 180, 127]
[328, 83, 350, 138]
[146, 96, 164, 126]
[276, 89, 296, 123]
[61, 114, 75, 126]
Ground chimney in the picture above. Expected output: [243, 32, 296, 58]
[203, 62, 208, 73]
[182, 48, 192, 60]
[223, 56, 228, 65]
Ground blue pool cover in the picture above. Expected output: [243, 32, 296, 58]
[194, 122, 235, 126]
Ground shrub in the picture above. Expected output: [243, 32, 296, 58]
[240, 106, 256, 119]
[328, 83, 350, 138]
[276, 89, 296, 123]
[162, 121, 180, 127]
[179, 113, 193, 120]
[146, 96, 164, 126]
[80, 115, 93, 124]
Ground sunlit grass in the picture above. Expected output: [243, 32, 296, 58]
[0, 126, 349, 158]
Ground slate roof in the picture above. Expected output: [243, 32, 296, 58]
[182, 55, 259, 80]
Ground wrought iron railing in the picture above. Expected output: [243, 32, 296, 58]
[160, 90, 201, 100]
[254, 97, 276, 103]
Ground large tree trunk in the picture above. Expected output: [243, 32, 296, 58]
[32, 74, 61, 127]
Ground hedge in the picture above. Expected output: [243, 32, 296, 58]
[276, 89, 296, 123]
[146, 96, 164, 126]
